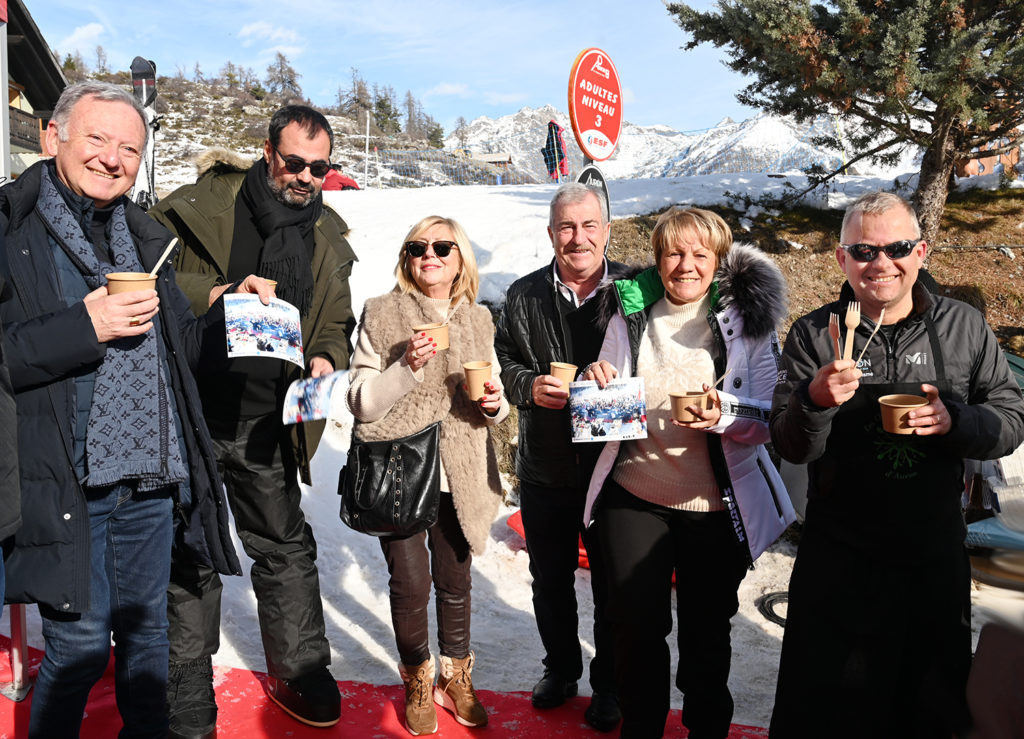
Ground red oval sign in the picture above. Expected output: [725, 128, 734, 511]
[568, 48, 622, 162]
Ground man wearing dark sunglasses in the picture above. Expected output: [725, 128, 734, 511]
[151, 105, 357, 736]
[769, 191, 1024, 738]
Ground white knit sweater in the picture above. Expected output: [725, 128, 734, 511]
[612, 294, 722, 511]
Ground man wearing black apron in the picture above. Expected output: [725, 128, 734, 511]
[767, 192, 1024, 739]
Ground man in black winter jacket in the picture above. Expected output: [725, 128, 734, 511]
[495, 182, 624, 732]
[769, 191, 1024, 738]
[0, 81, 263, 739]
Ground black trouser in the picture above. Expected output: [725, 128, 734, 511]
[769, 520, 973, 739]
[595, 480, 749, 739]
[166, 413, 330, 680]
[379, 492, 472, 666]
[519, 478, 615, 692]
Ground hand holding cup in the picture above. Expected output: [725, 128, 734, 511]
[463, 361, 492, 400]
[84, 285, 159, 343]
[478, 378, 504, 416]
[881, 384, 950, 435]
[530, 361, 577, 409]
[670, 384, 721, 429]
[405, 331, 437, 372]
[412, 322, 449, 350]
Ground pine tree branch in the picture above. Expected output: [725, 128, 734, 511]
[779, 136, 905, 205]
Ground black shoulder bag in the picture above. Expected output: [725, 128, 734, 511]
[338, 421, 441, 537]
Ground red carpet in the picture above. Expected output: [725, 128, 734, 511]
[1, 636, 768, 738]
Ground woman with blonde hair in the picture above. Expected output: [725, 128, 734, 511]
[583, 207, 795, 738]
[347, 215, 507, 735]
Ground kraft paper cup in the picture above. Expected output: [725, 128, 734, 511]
[106, 272, 156, 295]
[550, 362, 577, 386]
[412, 322, 449, 350]
[670, 391, 710, 423]
[464, 361, 492, 401]
[879, 394, 928, 434]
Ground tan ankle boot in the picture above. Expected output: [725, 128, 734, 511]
[399, 656, 437, 736]
[433, 652, 488, 727]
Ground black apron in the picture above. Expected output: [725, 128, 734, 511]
[771, 313, 973, 739]
[805, 313, 964, 558]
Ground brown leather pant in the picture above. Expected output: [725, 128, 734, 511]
[379, 492, 472, 665]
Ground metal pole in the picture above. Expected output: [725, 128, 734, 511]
[0, 604, 33, 701]
[1, 21, 12, 183]
[363, 108, 370, 189]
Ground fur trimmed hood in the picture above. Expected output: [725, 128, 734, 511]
[194, 147, 253, 178]
[714, 242, 788, 338]
[596, 242, 787, 339]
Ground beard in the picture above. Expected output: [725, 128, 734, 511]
[266, 172, 319, 208]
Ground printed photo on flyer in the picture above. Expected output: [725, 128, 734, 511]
[282, 370, 346, 425]
[569, 377, 647, 443]
[224, 294, 304, 368]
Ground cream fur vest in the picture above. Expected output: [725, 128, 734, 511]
[354, 288, 502, 554]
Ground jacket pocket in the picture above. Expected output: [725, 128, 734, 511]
[757, 455, 785, 519]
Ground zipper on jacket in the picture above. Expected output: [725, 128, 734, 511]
[756, 456, 785, 519]
[880, 327, 897, 381]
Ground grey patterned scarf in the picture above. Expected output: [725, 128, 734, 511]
[37, 167, 187, 491]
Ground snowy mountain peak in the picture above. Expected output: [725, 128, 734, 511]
[444, 107, 921, 183]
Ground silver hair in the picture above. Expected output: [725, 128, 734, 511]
[52, 81, 149, 149]
[548, 182, 608, 229]
[840, 191, 921, 243]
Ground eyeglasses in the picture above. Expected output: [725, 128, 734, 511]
[405, 240, 459, 258]
[840, 239, 918, 263]
[272, 147, 331, 178]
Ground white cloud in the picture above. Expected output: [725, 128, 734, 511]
[484, 91, 529, 105]
[622, 87, 636, 105]
[57, 23, 105, 54]
[238, 21, 300, 46]
[424, 83, 471, 99]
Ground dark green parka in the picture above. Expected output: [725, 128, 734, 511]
[150, 149, 357, 482]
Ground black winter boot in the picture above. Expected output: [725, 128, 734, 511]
[167, 656, 218, 739]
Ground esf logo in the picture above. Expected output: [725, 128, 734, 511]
[587, 134, 609, 147]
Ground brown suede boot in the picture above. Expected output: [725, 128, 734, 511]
[399, 657, 438, 736]
[433, 652, 488, 728]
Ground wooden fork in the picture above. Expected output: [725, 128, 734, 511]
[842, 301, 860, 361]
[855, 306, 886, 365]
[828, 313, 842, 361]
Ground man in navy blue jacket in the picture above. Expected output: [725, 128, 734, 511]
[0, 81, 264, 738]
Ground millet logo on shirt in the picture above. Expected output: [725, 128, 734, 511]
[904, 352, 928, 366]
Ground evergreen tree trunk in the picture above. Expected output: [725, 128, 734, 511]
[914, 113, 958, 245]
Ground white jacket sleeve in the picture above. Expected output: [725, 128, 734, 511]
[709, 321, 779, 446]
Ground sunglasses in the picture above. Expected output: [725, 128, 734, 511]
[405, 240, 459, 258]
[841, 239, 918, 263]
[273, 147, 331, 178]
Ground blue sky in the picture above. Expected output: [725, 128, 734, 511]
[32, 0, 757, 134]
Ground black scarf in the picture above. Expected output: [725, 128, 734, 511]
[239, 159, 319, 316]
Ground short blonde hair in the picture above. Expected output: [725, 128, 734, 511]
[650, 207, 733, 264]
[395, 215, 480, 304]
